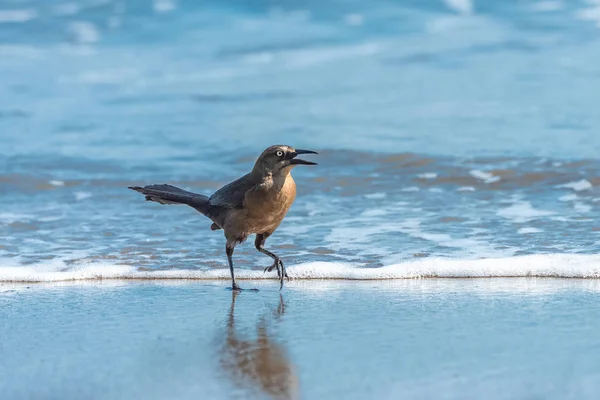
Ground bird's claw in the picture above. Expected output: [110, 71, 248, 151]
[264, 259, 289, 288]
[264, 259, 282, 273]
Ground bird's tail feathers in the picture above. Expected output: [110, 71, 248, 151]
[128, 184, 210, 214]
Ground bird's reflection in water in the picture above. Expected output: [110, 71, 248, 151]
[217, 292, 299, 400]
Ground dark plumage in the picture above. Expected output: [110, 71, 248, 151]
[128, 145, 318, 290]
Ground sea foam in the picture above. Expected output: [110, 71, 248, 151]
[1, 254, 600, 282]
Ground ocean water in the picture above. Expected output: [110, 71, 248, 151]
[2, 0, 600, 280]
[2, 0, 600, 397]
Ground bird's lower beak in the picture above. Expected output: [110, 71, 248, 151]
[289, 149, 318, 165]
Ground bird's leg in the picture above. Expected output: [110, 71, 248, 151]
[226, 244, 241, 291]
[255, 234, 288, 289]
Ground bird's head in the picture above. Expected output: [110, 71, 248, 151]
[253, 145, 318, 176]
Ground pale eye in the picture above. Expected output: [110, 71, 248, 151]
[276, 150, 284, 157]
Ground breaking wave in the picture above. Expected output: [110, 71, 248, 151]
[2, 254, 600, 282]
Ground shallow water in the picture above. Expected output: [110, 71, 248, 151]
[2, 280, 600, 400]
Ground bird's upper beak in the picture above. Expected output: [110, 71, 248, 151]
[289, 149, 318, 165]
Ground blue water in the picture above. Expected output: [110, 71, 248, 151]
[2, 0, 600, 397]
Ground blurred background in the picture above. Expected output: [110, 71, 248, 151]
[1, 0, 600, 274]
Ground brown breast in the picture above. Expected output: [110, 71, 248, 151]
[242, 172, 297, 234]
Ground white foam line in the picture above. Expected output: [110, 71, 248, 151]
[497, 201, 555, 223]
[2, 254, 600, 282]
[470, 170, 500, 183]
[418, 173, 438, 180]
[557, 180, 593, 191]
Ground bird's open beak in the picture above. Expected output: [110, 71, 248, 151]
[289, 149, 318, 165]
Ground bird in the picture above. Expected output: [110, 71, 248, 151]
[128, 145, 318, 291]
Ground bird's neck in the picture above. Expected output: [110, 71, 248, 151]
[251, 166, 293, 183]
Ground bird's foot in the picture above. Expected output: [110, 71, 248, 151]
[263, 260, 277, 274]
[280, 261, 289, 282]
[263, 260, 289, 290]
[264, 260, 288, 279]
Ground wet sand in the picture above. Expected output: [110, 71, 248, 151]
[1, 279, 600, 399]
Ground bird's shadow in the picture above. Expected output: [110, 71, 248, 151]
[215, 291, 299, 400]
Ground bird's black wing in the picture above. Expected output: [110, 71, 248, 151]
[209, 173, 258, 209]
